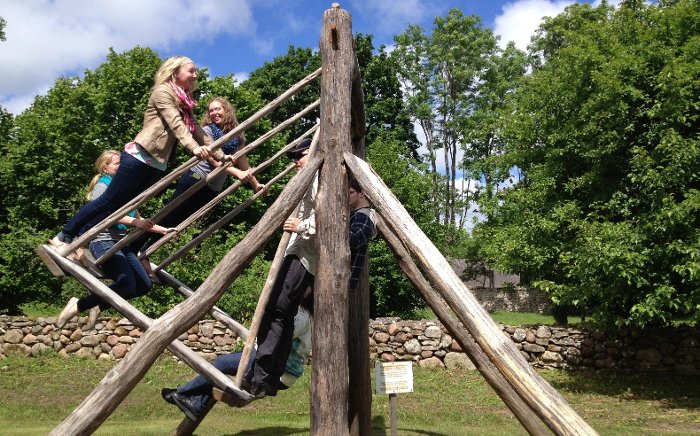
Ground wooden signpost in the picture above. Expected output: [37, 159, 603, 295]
[375, 361, 414, 436]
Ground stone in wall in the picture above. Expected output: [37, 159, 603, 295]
[444, 352, 476, 370]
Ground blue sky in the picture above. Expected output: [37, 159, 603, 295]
[0, 0, 606, 116]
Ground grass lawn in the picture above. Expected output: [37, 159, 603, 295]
[1, 354, 699, 435]
[490, 311, 583, 326]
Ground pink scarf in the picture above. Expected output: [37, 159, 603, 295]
[170, 82, 197, 133]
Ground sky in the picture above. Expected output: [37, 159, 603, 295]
[0, 0, 608, 116]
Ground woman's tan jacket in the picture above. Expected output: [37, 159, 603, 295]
[134, 84, 224, 164]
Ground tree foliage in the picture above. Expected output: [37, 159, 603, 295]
[239, 46, 321, 141]
[356, 35, 436, 316]
[475, 0, 700, 327]
[390, 9, 526, 248]
[0, 48, 162, 313]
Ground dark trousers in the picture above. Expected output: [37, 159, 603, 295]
[177, 349, 256, 414]
[130, 169, 218, 254]
[63, 152, 161, 240]
[245, 255, 313, 396]
[77, 239, 151, 312]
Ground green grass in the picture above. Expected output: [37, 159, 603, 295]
[490, 311, 583, 326]
[412, 307, 582, 327]
[1, 354, 699, 435]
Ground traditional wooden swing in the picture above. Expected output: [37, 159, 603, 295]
[36, 5, 597, 436]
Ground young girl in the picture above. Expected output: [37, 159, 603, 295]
[130, 97, 265, 257]
[55, 150, 174, 328]
[51, 56, 228, 251]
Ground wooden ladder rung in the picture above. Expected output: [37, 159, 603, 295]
[211, 387, 252, 408]
[78, 250, 107, 279]
[36, 244, 65, 277]
[37, 244, 108, 278]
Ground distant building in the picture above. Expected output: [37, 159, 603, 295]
[449, 259, 550, 313]
[449, 259, 520, 289]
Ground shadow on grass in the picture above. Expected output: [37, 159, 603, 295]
[371, 413, 447, 435]
[223, 427, 308, 435]
[545, 370, 700, 409]
[219, 415, 449, 436]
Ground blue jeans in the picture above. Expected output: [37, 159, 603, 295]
[77, 239, 151, 312]
[177, 350, 256, 413]
[62, 152, 162, 240]
[129, 169, 218, 254]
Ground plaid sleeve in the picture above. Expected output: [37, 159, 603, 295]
[349, 211, 374, 251]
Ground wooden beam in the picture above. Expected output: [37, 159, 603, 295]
[173, 400, 215, 436]
[49, 155, 324, 436]
[146, 124, 319, 263]
[344, 153, 597, 436]
[312, 5, 355, 435]
[93, 165, 227, 265]
[374, 217, 550, 435]
[40, 246, 252, 401]
[153, 163, 296, 273]
[157, 268, 249, 340]
[347, 43, 371, 436]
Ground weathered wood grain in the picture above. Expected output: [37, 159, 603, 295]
[311, 5, 355, 435]
[344, 152, 597, 436]
[374, 217, 550, 435]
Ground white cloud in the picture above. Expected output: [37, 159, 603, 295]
[493, 0, 575, 51]
[0, 0, 254, 115]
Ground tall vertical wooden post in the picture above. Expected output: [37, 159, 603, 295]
[348, 60, 372, 435]
[312, 4, 354, 435]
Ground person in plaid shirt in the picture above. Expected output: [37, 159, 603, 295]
[348, 177, 376, 291]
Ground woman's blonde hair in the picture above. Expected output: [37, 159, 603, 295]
[87, 150, 120, 199]
[200, 97, 245, 142]
[153, 56, 196, 89]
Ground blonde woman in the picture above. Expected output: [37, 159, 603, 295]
[55, 150, 174, 328]
[130, 97, 265, 257]
[51, 56, 228, 251]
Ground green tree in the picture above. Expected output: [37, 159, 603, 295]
[476, 0, 700, 327]
[240, 46, 320, 141]
[355, 34, 419, 157]
[366, 132, 435, 315]
[356, 34, 436, 315]
[463, 42, 527, 221]
[0, 17, 6, 41]
[0, 48, 162, 313]
[391, 9, 517, 249]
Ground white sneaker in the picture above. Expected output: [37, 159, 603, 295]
[49, 236, 66, 250]
[56, 297, 79, 329]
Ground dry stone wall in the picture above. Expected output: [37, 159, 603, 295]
[2, 315, 699, 375]
[0, 315, 240, 362]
